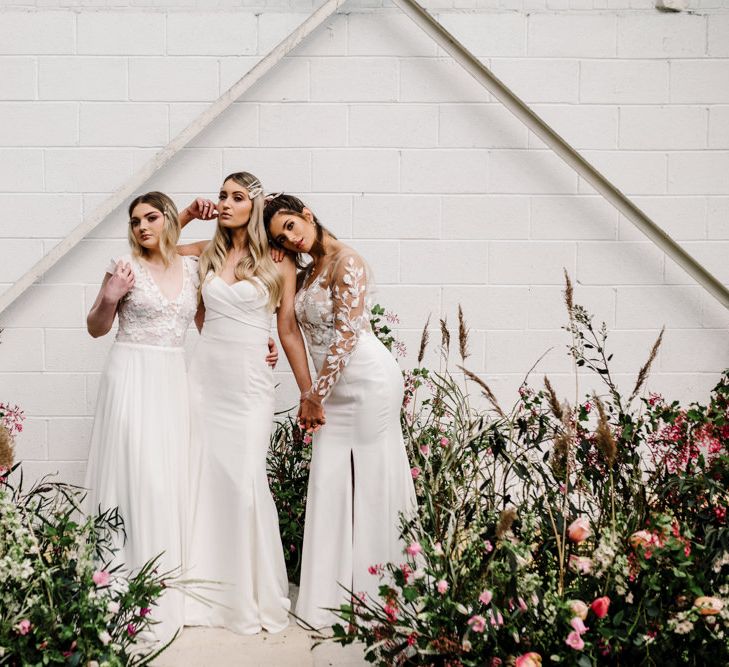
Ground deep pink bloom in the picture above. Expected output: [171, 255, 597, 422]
[410, 467, 420, 480]
[368, 565, 379, 575]
[479, 589, 493, 605]
[405, 542, 422, 557]
[484, 539, 493, 553]
[407, 633, 417, 646]
[16, 619, 31, 635]
[436, 579, 449, 594]
[591, 596, 611, 619]
[565, 630, 585, 650]
[468, 615, 486, 633]
[383, 604, 398, 622]
[92, 570, 110, 587]
[127, 623, 137, 636]
[139, 607, 151, 617]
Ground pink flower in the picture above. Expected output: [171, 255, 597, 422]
[590, 596, 610, 619]
[436, 579, 449, 594]
[407, 633, 417, 646]
[515, 653, 542, 667]
[484, 539, 493, 553]
[419, 443, 430, 456]
[565, 630, 585, 650]
[570, 616, 589, 635]
[568, 599, 589, 620]
[139, 606, 151, 617]
[127, 623, 137, 636]
[488, 609, 504, 626]
[303, 434, 312, 445]
[383, 604, 398, 622]
[92, 570, 110, 587]
[439, 423, 447, 433]
[629, 530, 654, 549]
[410, 467, 420, 480]
[583, 402, 592, 413]
[405, 542, 422, 557]
[467, 615, 486, 633]
[479, 589, 493, 605]
[439, 437, 450, 447]
[16, 619, 31, 635]
[568, 555, 593, 574]
[368, 564, 381, 575]
[567, 516, 591, 543]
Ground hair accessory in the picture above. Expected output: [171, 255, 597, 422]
[265, 191, 285, 202]
[247, 181, 263, 199]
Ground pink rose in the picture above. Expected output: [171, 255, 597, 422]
[436, 579, 449, 594]
[568, 599, 589, 620]
[467, 615, 486, 633]
[405, 542, 422, 557]
[411, 467, 420, 480]
[565, 630, 585, 650]
[568, 555, 593, 574]
[16, 619, 31, 635]
[420, 444, 430, 455]
[303, 434, 312, 445]
[590, 596, 610, 619]
[515, 653, 542, 667]
[439, 437, 450, 447]
[92, 570, 110, 587]
[484, 540, 493, 553]
[568, 516, 591, 543]
[479, 589, 493, 605]
[570, 616, 588, 635]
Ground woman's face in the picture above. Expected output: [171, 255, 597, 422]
[130, 203, 165, 251]
[218, 179, 253, 229]
[268, 209, 317, 254]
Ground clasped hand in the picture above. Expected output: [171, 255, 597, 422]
[298, 392, 326, 433]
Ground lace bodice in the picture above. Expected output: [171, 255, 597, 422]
[294, 251, 373, 401]
[108, 254, 199, 347]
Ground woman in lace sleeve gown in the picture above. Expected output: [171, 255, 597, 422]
[84, 192, 199, 644]
[264, 194, 417, 629]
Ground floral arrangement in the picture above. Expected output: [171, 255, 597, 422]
[0, 406, 178, 666]
[314, 277, 729, 665]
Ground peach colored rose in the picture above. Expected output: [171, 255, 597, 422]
[568, 516, 591, 543]
[568, 599, 588, 620]
[694, 596, 723, 616]
[515, 653, 542, 667]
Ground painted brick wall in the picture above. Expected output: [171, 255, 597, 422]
[1, 4, 728, 485]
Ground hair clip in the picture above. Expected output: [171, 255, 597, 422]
[265, 191, 285, 202]
[247, 181, 263, 199]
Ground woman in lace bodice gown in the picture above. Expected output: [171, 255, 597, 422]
[178, 173, 319, 635]
[265, 194, 417, 629]
[84, 192, 198, 644]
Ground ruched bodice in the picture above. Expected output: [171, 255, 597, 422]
[201, 274, 272, 346]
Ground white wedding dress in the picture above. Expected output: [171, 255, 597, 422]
[84, 254, 199, 644]
[294, 250, 417, 629]
[185, 274, 290, 634]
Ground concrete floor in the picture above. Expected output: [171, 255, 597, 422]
[154, 585, 369, 667]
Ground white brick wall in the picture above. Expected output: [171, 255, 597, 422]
[2, 5, 729, 485]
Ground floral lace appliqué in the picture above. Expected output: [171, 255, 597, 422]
[294, 253, 373, 401]
[110, 255, 198, 348]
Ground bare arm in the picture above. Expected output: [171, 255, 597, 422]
[177, 197, 217, 257]
[276, 256, 312, 394]
[87, 262, 134, 338]
[194, 301, 205, 334]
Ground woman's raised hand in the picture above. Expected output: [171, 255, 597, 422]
[183, 197, 218, 222]
[104, 261, 135, 303]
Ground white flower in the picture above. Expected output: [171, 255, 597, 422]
[98, 630, 112, 646]
[625, 592, 634, 604]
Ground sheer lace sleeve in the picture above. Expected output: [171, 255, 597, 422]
[308, 252, 370, 402]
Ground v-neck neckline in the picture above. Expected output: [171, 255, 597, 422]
[137, 256, 186, 303]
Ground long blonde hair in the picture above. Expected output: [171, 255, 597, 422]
[198, 171, 282, 311]
[127, 191, 180, 266]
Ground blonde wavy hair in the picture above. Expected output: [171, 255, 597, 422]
[127, 191, 180, 267]
[198, 171, 282, 311]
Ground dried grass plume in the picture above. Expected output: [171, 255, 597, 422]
[457, 305, 470, 362]
[544, 376, 563, 421]
[0, 424, 14, 470]
[594, 396, 617, 467]
[417, 315, 430, 364]
[459, 366, 506, 418]
[629, 327, 664, 403]
[439, 318, 451, 352]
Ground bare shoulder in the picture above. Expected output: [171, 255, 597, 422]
[178, 240, 209, 257]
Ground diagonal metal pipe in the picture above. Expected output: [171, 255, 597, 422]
[0, 0, 347, 316]
[392, 0, 729, 310]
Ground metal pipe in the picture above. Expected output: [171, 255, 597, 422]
[393, 0, 729, 309]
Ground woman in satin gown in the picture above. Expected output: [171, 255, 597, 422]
[85, 192, 197, 643]
[178, 173, 320, 634]
[264, 194, 417, 629]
